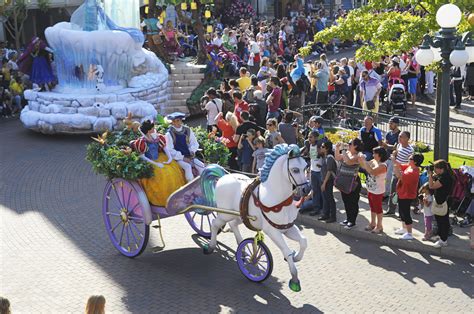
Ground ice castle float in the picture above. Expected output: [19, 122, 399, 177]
[21, 0, 169, 134]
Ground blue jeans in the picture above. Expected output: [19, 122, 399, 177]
[311, 171, 323, 213]
[266, 111, 280, 121]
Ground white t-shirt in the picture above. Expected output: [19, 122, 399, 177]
[204, 98, 223, 126]
[309, 144, 322, 172]
[423, 194, 433, 217]
[366, 162, 387, 195]
[212, 37, 223, 47]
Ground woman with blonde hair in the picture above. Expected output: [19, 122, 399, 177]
[85, 295, 106, 314]
[215, 111, 240, 170]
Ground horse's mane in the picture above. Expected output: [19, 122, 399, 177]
[260, 144, 301, 183]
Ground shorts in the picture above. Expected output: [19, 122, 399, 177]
[362, 98, 379, 113]
[408, 78, 418, 95]
[368, 192, 384, 214]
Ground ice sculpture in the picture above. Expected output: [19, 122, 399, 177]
[20, 0, 170, 134]
[104, 0, 140, 29]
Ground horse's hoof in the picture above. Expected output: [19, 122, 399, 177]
[203, 244, 214, 255]
[289, 279, 301, 292]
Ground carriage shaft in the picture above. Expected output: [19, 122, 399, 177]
[179, 205, 257, 221]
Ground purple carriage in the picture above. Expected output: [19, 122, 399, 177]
[102, 166, 274, 283]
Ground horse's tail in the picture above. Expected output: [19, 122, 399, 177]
[200, 164, 227, 207]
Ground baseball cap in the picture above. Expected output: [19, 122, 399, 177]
[389, 116, 400, 124]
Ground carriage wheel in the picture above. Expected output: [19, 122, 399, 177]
[184, 208, 219, 238]
[103, 179, 149, 258]
[236, 238, 273, 283]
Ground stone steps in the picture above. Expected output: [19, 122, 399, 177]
[160, 61, 206, 116]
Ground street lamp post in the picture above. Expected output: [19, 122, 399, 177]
[415, 4, 474, 161]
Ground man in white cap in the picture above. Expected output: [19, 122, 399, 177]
[165, 112, 205, 182]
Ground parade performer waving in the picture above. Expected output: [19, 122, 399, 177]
[165, 112, 205, 182]
[130, 120, 186, 206]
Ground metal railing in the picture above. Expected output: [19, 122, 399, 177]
[298, 104, 474, 153]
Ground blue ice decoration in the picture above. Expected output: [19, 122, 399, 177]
[199, 165, 227, 207]
[50, 0, 145, 89]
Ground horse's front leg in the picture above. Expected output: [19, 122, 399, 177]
[203, 215, 226, 254]
[284, 225, 307, 263]
[264, 227, 302, 292]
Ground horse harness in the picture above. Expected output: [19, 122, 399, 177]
[239, 177, 295, 231]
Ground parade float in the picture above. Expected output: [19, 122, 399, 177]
[20, 0, 169, 134]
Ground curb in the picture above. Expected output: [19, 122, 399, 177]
[296, 214, 474, 262]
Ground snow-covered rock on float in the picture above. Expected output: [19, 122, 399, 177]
[20, 0, 169, 134]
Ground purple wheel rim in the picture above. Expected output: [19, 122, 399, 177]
[184, 209, 218, 238]
[103, 179, 149, 258]
[236, 238, 273, 282]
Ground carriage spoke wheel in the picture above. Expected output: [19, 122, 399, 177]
[184, 208, 218, 238]
[236, 238, 273, 283]
[103, 179, 149, 258]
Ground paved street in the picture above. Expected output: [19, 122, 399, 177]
[1, 119, 473, 313]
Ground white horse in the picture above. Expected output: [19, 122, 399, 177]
[202, 144, 310, 292]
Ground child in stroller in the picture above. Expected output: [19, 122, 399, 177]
[385, 78, 407, 116]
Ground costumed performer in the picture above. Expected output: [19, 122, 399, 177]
[165, 112, 205, 182]
[131, 120, 186, 206]
[18, 37, 55, 91]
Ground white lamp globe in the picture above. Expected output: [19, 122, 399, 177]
[415, 48, 434, 66]
[431, 47, 442, 62]
[436, 4, 462, 28]
[466, 46, 474, 63]
[449, 49, 469, 67]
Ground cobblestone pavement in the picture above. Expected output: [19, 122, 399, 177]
[1, 119, 473, 313]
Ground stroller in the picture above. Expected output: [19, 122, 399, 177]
[386, 78, 407, 116]
[455, 165, 474, 227]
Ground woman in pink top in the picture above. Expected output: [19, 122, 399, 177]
[161, 20, 182, 58]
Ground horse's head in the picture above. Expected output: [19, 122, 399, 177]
[286, 145, 311, 198]
[261, 144, 311, 198]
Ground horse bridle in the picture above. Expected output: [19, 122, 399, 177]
[287, 150, 308, 189]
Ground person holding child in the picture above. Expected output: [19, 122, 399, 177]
[359, 146, 388, 234]
[165, 112, 205, 182]
[238, 128, 256, 173]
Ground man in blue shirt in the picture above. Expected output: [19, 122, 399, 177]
[359, 115, 383, 161]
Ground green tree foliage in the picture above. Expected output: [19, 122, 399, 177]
[301, 0, 474, 61]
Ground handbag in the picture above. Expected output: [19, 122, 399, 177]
[334, 162, 360, 194]
[366, 100, 375, 110]
[432, 201, 448, 216]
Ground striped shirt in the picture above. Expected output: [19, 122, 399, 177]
[396, 143, 414, 164]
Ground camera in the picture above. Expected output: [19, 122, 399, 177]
[426, 162, 434, 172]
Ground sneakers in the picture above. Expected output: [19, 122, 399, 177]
[344, 222, 356, 229]
[400, 232, 414, 240]
[339, 220, 349, 226]
[394, 228, 406, 235]
[433, 240, 448, 248]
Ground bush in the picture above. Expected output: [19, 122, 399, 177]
[325, 129, 359, 144]
[413, 141, 431, 153]
[186, 79, 221, 116]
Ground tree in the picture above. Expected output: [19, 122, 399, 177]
[1, 0, 29, 50]
[301, 0, 474, 61]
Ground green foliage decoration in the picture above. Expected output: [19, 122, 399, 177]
[193, 126, 231, 166]
[86, 130, 154, 181]
[413, 141, 431, 153]
[301, 0, 474, 62]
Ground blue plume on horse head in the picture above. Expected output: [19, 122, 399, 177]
[260, 144, 301, 183]
[200, 164, 227, 207]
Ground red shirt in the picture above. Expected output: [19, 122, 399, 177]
[268, 87, 282, 112]
[396, 164, 419, 200]
[217, 118, 237, 148]
[234, 100, 249, 123]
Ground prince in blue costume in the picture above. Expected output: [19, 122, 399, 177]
[165, 112, 205, 182]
